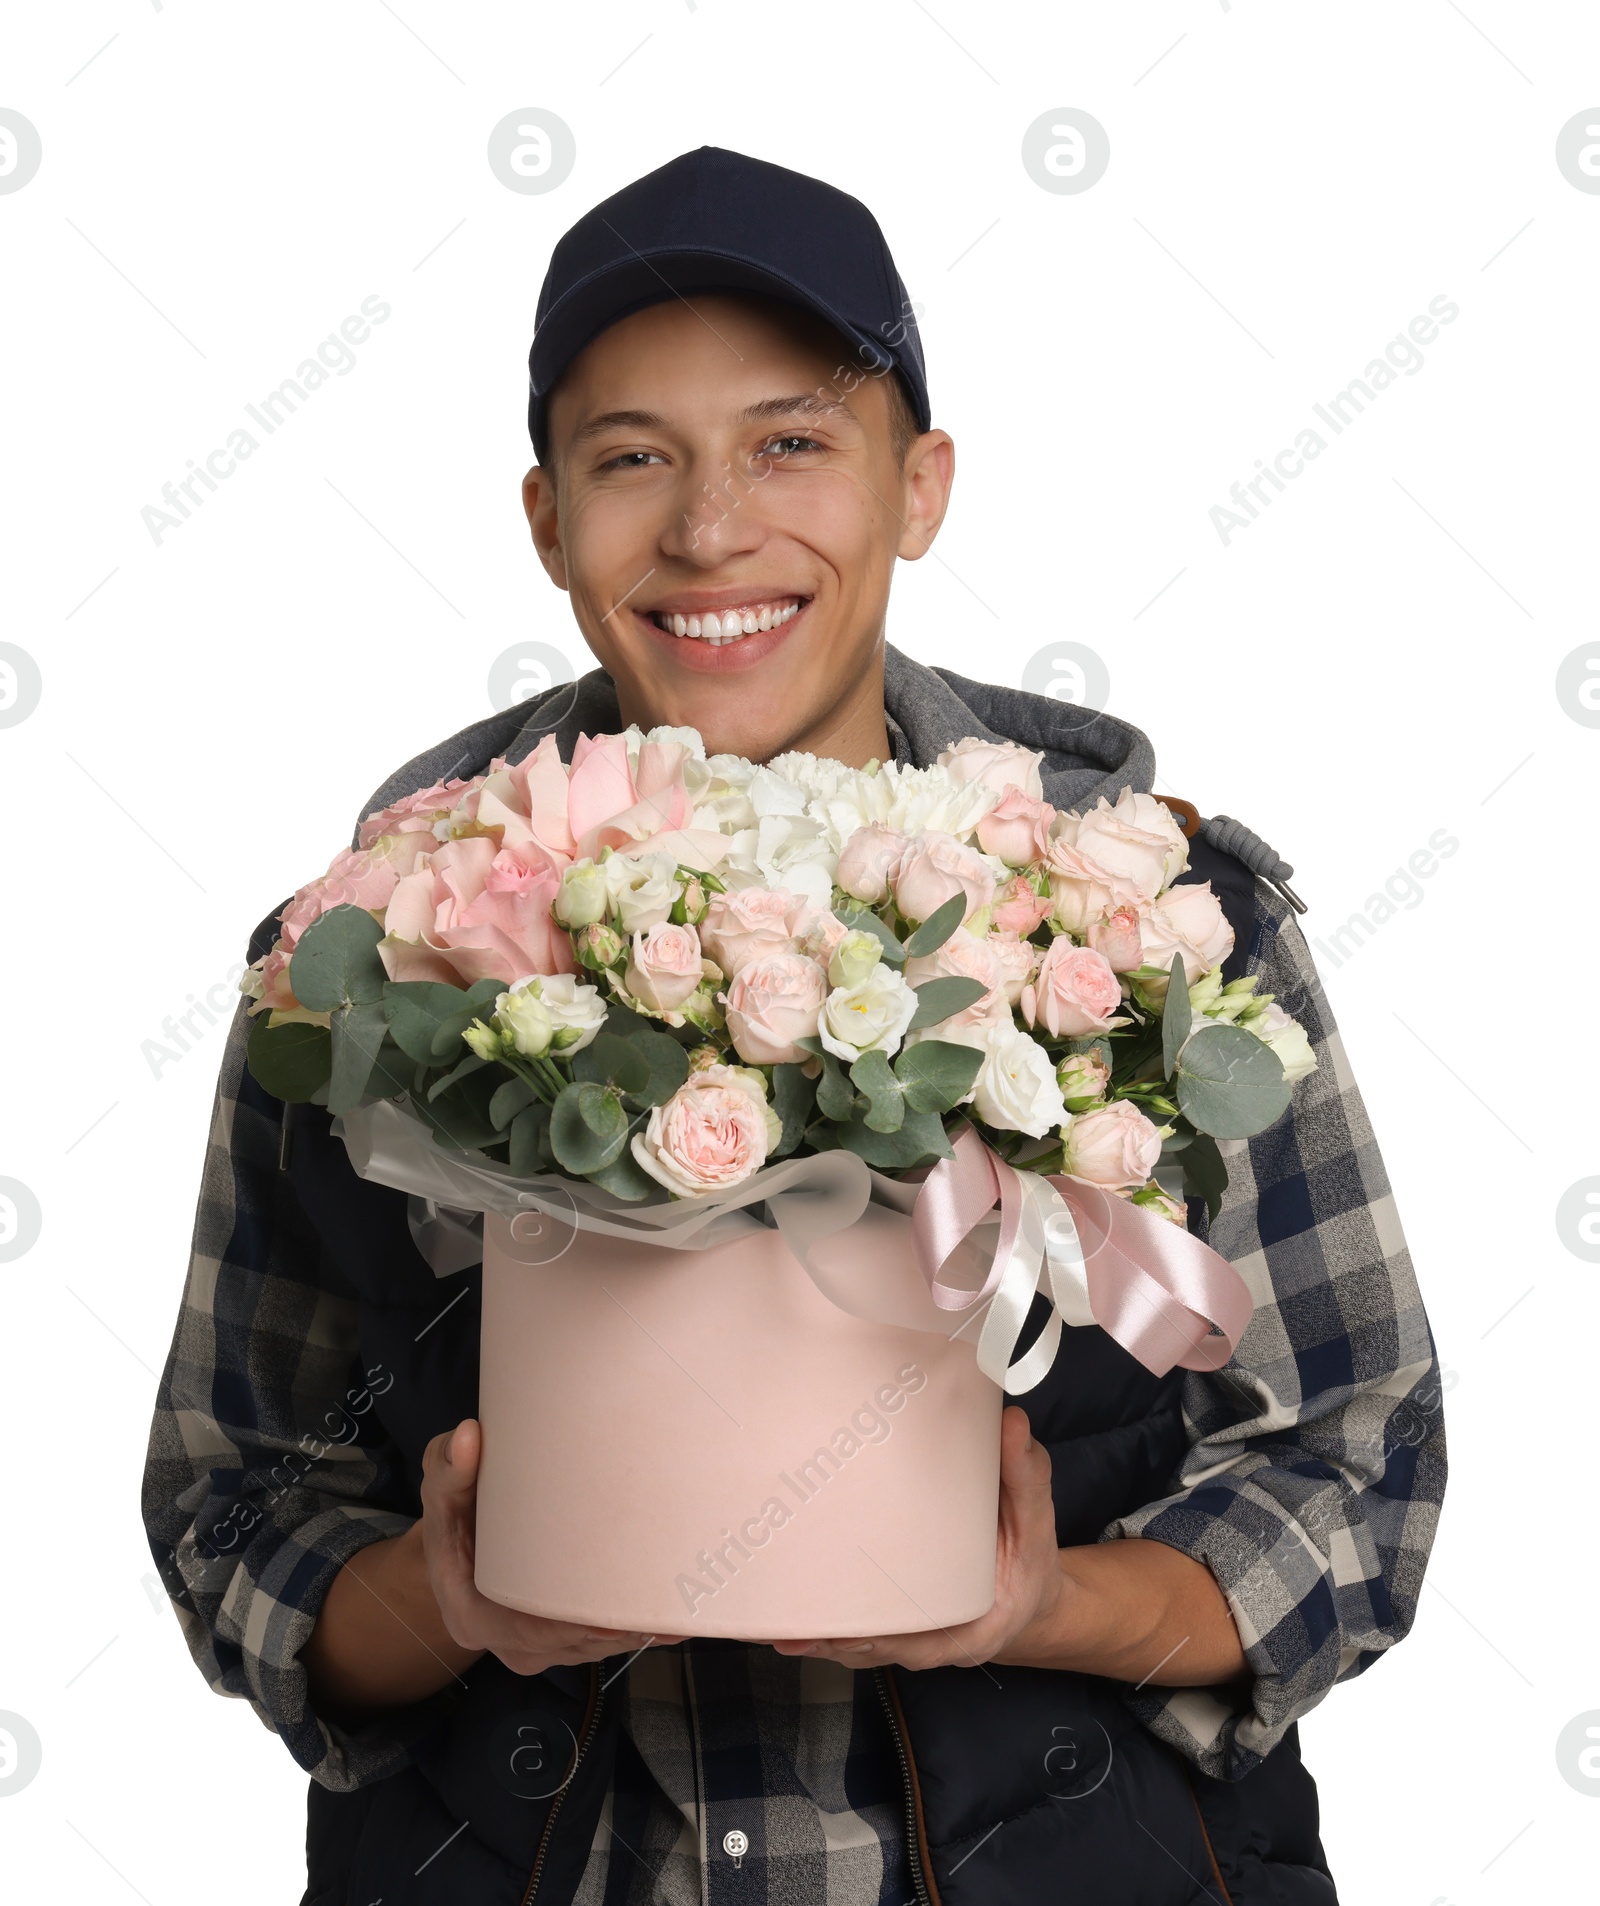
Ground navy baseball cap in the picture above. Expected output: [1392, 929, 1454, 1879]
[527, 146, 929, 461]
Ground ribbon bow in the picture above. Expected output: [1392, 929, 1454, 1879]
[910, 1128, 1253, 1393]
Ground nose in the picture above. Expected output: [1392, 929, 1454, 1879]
[658, 452, 770, 569]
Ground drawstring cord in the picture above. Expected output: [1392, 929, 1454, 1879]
[1199, 814, 1307, 913]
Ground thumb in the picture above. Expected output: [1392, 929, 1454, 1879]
[428, 1418, 482, 1499]
[998, 1406, 1052, 1507]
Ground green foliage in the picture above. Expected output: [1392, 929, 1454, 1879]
[1174, 1024, 1290, 1139]
[771, 1064, 814, 1157]
[835, 1106, 954, 1169]
[894, 1039, 983, 1114]
[287, 906, 387, 1012]
[550, 1082, 630, 1173]
[327, 1000, 391, 1116]
[507, 1101, 551, 1175]
[849, 1049, 905, 1133]
[1179, 1129, 1229, 1221]
[815, 1051, 859, 1123]
[1160, 954, 1192, 1079]
[906, 976, 988, 1031]
[246, 1016, 332, 1103]
[383, 981, 485, 1064]
[902, 892, 966, 959]
[832, 909, 906, 964]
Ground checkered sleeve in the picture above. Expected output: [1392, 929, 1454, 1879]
[1104, 886, 1447, 1781]
[141, 993, 436, 1790]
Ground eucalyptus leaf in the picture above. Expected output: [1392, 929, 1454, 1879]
[906, 975, 988, 1032]
[246, 1016, 332, 1104]
[550, 1082, 630, 1173]
[628, 1028, 691, 1107]
[1161, 953, 1192, 1080]
[489, 1074, 537, 1131]
[849, 1048, 905, 1133]
[587, 1144, 659, 1203]
[902, 892, 966, 959]
[327, 1000, 391, 1116]
[1174, 1024, 1290, 1139]
[287, 905, 388, 1013]
[771, 1063, 814, 1157]
[571, 1031, 650, 1096]
[365, 1035, 417, 1103]
[836, 1107, 954, 1169]
[383, 981, 483, 1065]
[426, 1052, 489, 1102]
[832, 909, 906, 965]
[1180, 1129, 1229, 1221]
[815, 1051, 859, 1123]
[895, 1039, 983, 1114]
[508, 1101, 552, 1176]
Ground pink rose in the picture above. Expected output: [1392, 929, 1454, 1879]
[891, 832, 997, 926]
[836, 825, 908, 905]
[1021, 939, 1122, 1038]
[722, 952, 828, 1065]
[358, 773, 487, 849]
[1061, 1100, 1163, 1191]
[1071, 790, 1189, 903]
[1138, 882, 1234, 984]
[474, 734, 577, 861]
[990, 874, 1053, 937]
[936, 738, 1044, 801]
[986, 932, 1039, 1006]
[976, 789, 1056, 867]
[1041, 834, 1140, 935]
[905, 928, 1008, 1030]
[381, 836, 576, 987]
[796, 906, 851, 965]
[277, 835, 434, 951]
[625, 922, 705, 1012]
[1088, 903, 1144, 974]
[699, 886, 808, 977]
[633, 1065, 772, 1197]
[246, 946, 297, 1014]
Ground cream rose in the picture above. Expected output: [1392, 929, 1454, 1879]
[891, 831, 997, 926]
[1072, 790, 1190, 902]
[506, 973, 606, 1053]
[605, 851, 682, 933]
[1087, 903, 1144, 974]
[1138, 882, 1234, 985]
[722, 952, 829, 1065]
[940, 1020, 1068, 1137]
[975, 789, 1055, 867]
[1021, 939, 1123, 1038]
[553, 858, 609, 929]
[935, 737, 1045, 802]
[631, 1065, 777, 1197]
[987, 932, 1039, 1006]
[625, 922, 705, 1012]
[1061, 1100, 1163, 1190]
[835, 824, 908, 904]
[1244, 1001, 1318, 1083]
[698, 886, 807, 976]
[818, 964, 919, 1063]
[904, 927, 1007, 1030]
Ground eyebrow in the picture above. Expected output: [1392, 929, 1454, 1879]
[566, 392, 859, 449]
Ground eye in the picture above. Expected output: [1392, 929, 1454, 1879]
[598, 448, 667, 472]
[759, 434, 823, 460]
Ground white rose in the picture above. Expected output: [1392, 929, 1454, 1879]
[605, 851, 682, 932]
[1244, 1001, 1317, 1083]
[553, 858, 609, 929]
[955, 1021, 1069, 1137]
[1137, 882, 1234, 985]
[510, 973, 606, 1053]
[818, 964, 919, 1063]
[495, 987, 553, 1058]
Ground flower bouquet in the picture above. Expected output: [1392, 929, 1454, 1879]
[242, 728, 1307, 1635]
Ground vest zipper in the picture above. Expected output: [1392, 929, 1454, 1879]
[873, 1666, 936, 1906]
[519, 1661, 604, 1906]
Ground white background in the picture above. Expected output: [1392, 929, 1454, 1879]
[3, 3, 1598, 1901]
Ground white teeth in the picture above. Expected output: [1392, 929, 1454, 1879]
[657, 598, 803, 638]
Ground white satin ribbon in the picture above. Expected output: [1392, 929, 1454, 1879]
[973, 1172, 1097, 1395]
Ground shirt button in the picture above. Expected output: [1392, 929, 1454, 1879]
[722, 1829, 749, 1861]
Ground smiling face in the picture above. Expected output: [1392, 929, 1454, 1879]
[523, 294, 954, 765]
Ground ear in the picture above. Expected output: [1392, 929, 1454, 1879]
[895, 430, 956, 562]
[522, 465, 569, 591]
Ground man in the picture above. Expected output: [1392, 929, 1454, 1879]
[144, 149, 1444, 1904]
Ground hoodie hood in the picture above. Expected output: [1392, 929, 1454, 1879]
[351, 645, 1153, 847]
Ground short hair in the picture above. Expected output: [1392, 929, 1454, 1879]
[881, 368, 921, 466]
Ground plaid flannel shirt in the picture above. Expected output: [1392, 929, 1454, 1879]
[142, 859, 1444, 1899]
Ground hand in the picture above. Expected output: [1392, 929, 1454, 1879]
[770, 1406, 1065, 1672]
[420, 1418, 687, 1678]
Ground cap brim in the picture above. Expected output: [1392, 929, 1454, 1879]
[528, 248, 907, 458]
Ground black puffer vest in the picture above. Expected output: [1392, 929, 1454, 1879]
[266, 828, 1335, 1905]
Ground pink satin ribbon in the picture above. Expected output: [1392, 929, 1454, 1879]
[910, 1127, 1253, 1383]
